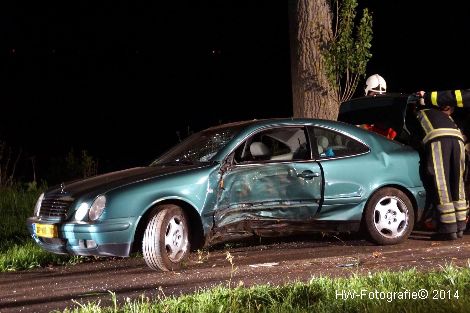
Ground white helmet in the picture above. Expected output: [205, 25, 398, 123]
[364, 74, 387, 96]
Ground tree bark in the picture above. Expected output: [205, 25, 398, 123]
[289, 0, 339, 120]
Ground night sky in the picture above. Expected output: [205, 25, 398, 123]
[1, 1, 469, 180]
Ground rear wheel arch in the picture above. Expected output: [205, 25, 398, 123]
[363, 184, 419, 223]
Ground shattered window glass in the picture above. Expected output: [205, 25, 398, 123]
[151, 124, 247, 165]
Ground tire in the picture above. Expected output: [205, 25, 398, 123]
[142, 205, 190, 271]
[363, 188, 414, 245]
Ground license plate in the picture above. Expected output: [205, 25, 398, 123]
[34, 223, 58, 238]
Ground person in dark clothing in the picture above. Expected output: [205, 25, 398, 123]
[419, 89, 470, 108]
[416, 89, 468, 240]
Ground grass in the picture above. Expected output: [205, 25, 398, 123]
[0, 239, 83, 271]
[61, 266, 470, 313]
[0, 185, 42, 243]
[0, 185, 79, 271]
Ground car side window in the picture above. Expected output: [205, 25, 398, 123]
[308, 126, 369, 159]
[234, 127, 311, 163]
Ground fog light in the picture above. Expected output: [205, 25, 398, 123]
[79, 239, 97, 249]
[86, 240, 97, 249]
[79, 240, 86, 249]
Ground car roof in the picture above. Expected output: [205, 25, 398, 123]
[206, 117, 380, 141]
[210, 117, 348, 128]
[211, 117, 390, 159]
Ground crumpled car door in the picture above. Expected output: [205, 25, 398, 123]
[214, 161, 322, 229]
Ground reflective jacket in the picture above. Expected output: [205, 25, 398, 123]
[416, 108, 465, 144]
[423, 89, 470, 108]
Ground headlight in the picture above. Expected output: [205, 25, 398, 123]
[34, 193, 45, 217]
[89, 195, 106, 221]
[75, 202, 90, 221]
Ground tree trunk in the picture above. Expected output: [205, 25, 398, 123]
[289, 0, 339, 120]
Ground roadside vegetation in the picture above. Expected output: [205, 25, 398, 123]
[0, 184, 42, 240]
[0, 143, 98, 272]
[0, 184, 81, 271]
[63, 266, 470, 312]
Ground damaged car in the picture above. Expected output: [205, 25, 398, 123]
[27, 117, 426, 271]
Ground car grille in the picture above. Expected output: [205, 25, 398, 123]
[39, 194, 74, 219]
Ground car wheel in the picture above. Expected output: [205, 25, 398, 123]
[363, 188, 414, 245]
[142, 205, 189, 271]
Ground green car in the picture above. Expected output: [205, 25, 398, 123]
[27, 116, 426, 271]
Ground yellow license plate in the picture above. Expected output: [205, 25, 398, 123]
[34, 223, 58, 238]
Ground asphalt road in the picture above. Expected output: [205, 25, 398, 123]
[2, 232, 470, 313]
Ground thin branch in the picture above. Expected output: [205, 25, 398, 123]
[8, 148, 22, 186]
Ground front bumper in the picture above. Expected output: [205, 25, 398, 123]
[26, 217, 138, 257]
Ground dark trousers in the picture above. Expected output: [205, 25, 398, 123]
[425, 137, 468, 233]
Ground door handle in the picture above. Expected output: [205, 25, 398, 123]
[297, 170, 320, 180]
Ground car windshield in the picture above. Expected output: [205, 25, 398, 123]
[151, 123, 248, 166]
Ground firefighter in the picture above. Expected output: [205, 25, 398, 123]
[415, 94, 467, 240]
[418, 89, 470, 108]
[418, 89, 470, 235]
[361, 74, 393, 138]
[364, 74, 387, 96]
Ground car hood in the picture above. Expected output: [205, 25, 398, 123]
[47, 164, 205, 198]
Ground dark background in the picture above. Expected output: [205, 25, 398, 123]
[1, 1, 469, 181]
